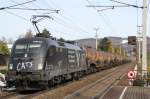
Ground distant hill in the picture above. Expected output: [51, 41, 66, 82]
[76, 38, 96, 48]
[106, 36, 122, 46]
[76, 36, 127, 48]
[76, 36, 150, 54]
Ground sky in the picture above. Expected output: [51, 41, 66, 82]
[0, 0, 149, 41]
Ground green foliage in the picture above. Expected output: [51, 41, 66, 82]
[0, 41, 9, 55]
[66, 40, 75, 44]
[57, 38, 76, 44]
[114, 47, 120, 55]
[36, 28, 51, 38]
[0, 70, 7, 74]
[133, 79, 145, 86]
[98, 37, 112, 52]
[58, 38, 65, 42]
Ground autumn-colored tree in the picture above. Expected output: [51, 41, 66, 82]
[8, 38, 14, 44]
[98, 37, 113, 52]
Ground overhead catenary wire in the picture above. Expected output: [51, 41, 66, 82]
[97, 7, 114, 12]
[29, 0, 93, 35]
[31, 1, 41, 9]
[110, 0, 143, 8]
[0, 0, 36, 10]
[41, 25, 86, 38]
[44, 0, 94, 35]
[10, 0, 41, 14]
[53, 16, 92, 35]
[5, 7, 60, 11]
[58, 14, 93, 35]
[3, 10, 84, 38]
[39, 0, 54, 9]
[86, 0, 117, 33]
[46, 0, 58, 9]
[87, 5, 130, 8]
[9, 0, 57, 11]
[3, 10, 29, 22]
[9, 2, 84, 37]
[49, 18, 88, 37]
[0, 0, 89, 40]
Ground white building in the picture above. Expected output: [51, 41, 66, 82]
[7, 44, 13, 52]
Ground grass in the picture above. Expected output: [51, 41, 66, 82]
[0, 70, 7, 74]
[0, 66, 8, 74]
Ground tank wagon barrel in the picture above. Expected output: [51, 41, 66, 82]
[84, 47, 128, 71]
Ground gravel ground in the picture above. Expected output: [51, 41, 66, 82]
[117, 74, 130, 86]
[31, 68, 118, 99]
[30, 63, 134, 99]
[0, 63, 134, 99]
[0, 91, 12, 97]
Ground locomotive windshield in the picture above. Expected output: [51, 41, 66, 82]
[15, 43, 42, 54]
[13, 40, 46, 55]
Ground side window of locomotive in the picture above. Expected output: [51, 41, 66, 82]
[81, 53, 86, 62]
[56, 47, 59, 53]
[59, 48, 63, 53]
[49, 46, 56, 56]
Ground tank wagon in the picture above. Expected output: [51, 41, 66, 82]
[85, 47, 127, 72]
[6, 37, 128, 91]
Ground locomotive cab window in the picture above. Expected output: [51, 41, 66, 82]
[28, 43, 42, 53]
[14, 40, 45, 54]
[15, 44, 27, 53]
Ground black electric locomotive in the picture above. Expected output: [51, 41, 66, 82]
[6, 37, 87, 90]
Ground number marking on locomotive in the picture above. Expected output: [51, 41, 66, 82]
[17, 62, 33, 71]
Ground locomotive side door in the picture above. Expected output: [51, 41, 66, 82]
[67, 49, 76, 73]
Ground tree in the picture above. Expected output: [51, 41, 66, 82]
[8, 38, 14, 44]
[1, 37, 6, 43]
[0, 41, 9, 55]
[66, 40, 76, 44]
[98, 37, 113, 52]
[58, 38, 65, 42]
[114, 47, 120, 55]
[25, 29, 33, 38]
[36, 28, 51, 38]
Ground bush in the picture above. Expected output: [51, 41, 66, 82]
[0, 41, 10, 55]
[0, 70, 7, 74]
[133, 79, 145, 86]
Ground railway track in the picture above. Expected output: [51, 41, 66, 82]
[0, 77, 75, 99]
[64, 63, 133, 99]
[30, 63, 134, 99]
[0, 92, 17, 99]
[0, 63, 134, 99]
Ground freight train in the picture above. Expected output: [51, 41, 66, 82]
[6, 37, 128, 91]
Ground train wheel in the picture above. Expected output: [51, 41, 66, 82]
[48, 80, 54, 88]
[73, 72, 79, 81]
[53, 76, 62, 84]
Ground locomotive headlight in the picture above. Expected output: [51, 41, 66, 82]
[38, 63, 43, 70]
[9, 64, 13, 70]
